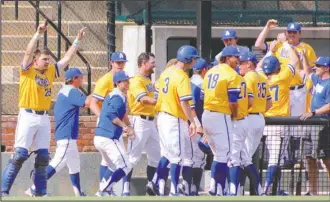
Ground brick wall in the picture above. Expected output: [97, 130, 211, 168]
[1, 115, 97, 152]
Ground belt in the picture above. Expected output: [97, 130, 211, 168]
[249, 113, 260, 115]
[140, 115, 154, 121]
[290, 84, 305, 90]
[236, 117, 245, 121]
[25, 109, 48, 115]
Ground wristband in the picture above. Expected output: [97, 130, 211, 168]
[193, 116, 202, 128]
[73, 39, 80, 47]
[33, 33, 40, 41]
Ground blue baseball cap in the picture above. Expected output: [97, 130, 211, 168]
[240, 52, 258, 64]
[113, 70, 130, 83]
[221, 45, 241, 57]
[111, 51, 128, 62]
[65, 68, 84, 80]
[262, 56, 280, 75]
[193, 58, 209, 71]
[287, 22, 301, 32]
[221, 29, 238, 40]
[314, 56, 330, 67]
[210, 59, 219, 67]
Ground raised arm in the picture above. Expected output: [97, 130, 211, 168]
[22, 21, 48, 69]
[57, 27, 87, 69]
[255, 19, 278, 50]
[301, 49, 312, 77]
[283, 42, 299, 72]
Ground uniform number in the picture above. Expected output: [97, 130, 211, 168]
[270, 85, 279, 101]
[207, 74, 219, 89]
[45, 88, 51, 97]
[238, 82, 247, 99]
[257, 82, 266, 98]
[162, 77, 170, 93]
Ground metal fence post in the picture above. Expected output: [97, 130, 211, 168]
[196, 1, 212, 61]
[57, 0, 62, 59]
[0, 0, 3, 144]
[107, 0, 116, 63]
[144, 1, 152, 53]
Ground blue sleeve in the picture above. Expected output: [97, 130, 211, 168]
[68, 88, 87, 107]
[325, 86, 330, 104]
[228, 92, 240, 103]
[310, 73, 318, 85]
[106, 96, 124, 121]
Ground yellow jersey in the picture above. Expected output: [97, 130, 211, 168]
[19, 64, 59, 110]
[235, 76, 250, 120]
[202, 64, 241, 115]
[244, 70, 272, 114]
[157, 66, 192, 120]
[128, 74, 155, 117]
[305, 77, 313, 112]
[266, 41, 317, 87]
[265, 64, 295, 117]
[92, 72, 114, 108]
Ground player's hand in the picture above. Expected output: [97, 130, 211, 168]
[37, 20, 48, 34]
[300, 112, 313, 121]
[189, 122, 197, 137]
[76, 27, 87, 41]
[128, 131, 136, 140]
[269, 40, 280, 53]
[277, 32, 287, 43]
[196, 126, 204, 136]
[266, 19, 278, 29]
[123, 125, 133, 134]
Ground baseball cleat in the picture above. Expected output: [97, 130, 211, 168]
[79, 192, 87, 196]
[121, 192, 130, 197]
[1, 192, 9, 197]
[25, 187, 35, 197]
[177, 184, 185, 195]
[95, 191, 110, 197]
[146, 181, 159, 196]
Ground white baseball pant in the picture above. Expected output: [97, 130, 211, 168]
[14, 108, 50, 150]
[156, 112, 189, 164]
[230, 118, 249, 167]
[49, 139, 80, 174]
[202, 110, 233, 163]
[128, 115, 161, 167]
[290, 86, 306, 116]
[183, 134, 206, 168]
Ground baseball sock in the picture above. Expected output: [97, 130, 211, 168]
[192, 168, 203, 195]
[229, 166, 242, 195]
[245, 164, 262, 195]
[147, 165, 156, 182]
[152, 156, 169, 185]
[216, 162, 228, 195]
[239, 170, 247, 195]
[99, 165, 108, 182]
[101, 168, 126, 192]
[264, 165, 277, 194]
[159, 167, 170, 195]
[182, 166, 193, 195]
[70, 172, 82, 196]
[170, 163, 181, 194]
[209, 161, 218, 194]
[122, 170, 133, 194]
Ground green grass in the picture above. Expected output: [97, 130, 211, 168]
[2, 196, 330, 201]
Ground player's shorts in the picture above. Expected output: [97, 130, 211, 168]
[14, 108, 51, 150]
[49, 139, 80, 174]
[128, 115, 161, 167]
[202, 110, 232, 163]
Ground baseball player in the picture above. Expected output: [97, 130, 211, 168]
[257, 41, 299, 195]
[25, 68, 90, 197]
[94, 70, 135, 195]
[202, 45, 242, 196]
[154, 45, 200, 196]
[178, 58, 209, 196]
[1, 21, 86, 197]
[300, 56, 330, 195]
[237, 52, 272, 195]
[121, 52, 160, 196]
[89, 51, 128, 196]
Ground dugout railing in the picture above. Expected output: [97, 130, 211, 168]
[259, 116, 330, 196]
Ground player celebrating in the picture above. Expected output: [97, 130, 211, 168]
[202, 46, 242, 196]
[89, 51, 128, 196]
[258, 41, 299, 195]
[238, 52, 272, 195]
[1, 21, 86, 197]
[155, 45, 200, 196]
[121, 53, 160, 196]
[25, 68, 90, 197]
[94, 70, 135, 194]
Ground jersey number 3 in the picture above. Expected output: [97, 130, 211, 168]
[207, 74, 219, 89]
[162, 77, 170, 93]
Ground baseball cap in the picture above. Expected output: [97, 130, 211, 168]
[221, 29, 237, 40]
[111, 51, 128, 62]
[221, 45, 241, 57]
[65, 68, 84, 80]
[314, 56, 330, 67]
[240, 52, 258, 64]
[287, 22, 301, 32]
[193, 58, 209, 71]
[210, 59, 219, 67]
[262, 56, 280, 75]
[113, 70, 130, 83]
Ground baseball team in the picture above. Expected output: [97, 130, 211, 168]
[1, 19, 330, 197]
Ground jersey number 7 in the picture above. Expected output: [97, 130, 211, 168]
[270, 85, 279, 101]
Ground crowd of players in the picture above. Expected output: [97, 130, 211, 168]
[1, 19, 329, 197]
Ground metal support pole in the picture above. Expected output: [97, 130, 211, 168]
[36, 0, 40, 47]
[196, 1, 212, 61]
[15, 0, 18, 20]
[57, 0, 62, 59]
[145, 1, 152, 52]
[107, 1, 116, 63]
[0, 0, 3, 130]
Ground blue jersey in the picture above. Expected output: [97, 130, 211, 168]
[191, 74, 203, 122]
[95, 88, 127, 140]
[54, 85, 87, 141]
[310, 73, 330, 117]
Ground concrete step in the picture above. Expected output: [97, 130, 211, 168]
[1, 82, 95, 115]
[1, 4, 54, 21]
[2, 50, 108, 68]
[1, 66, 108, 83]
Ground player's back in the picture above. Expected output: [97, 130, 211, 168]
[93, 72, 114, 107]
[157, 66, 192, 120]
[265, 65, 294, 117]
[244, 71, 271, 114]
[202, 64, 241, 115]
